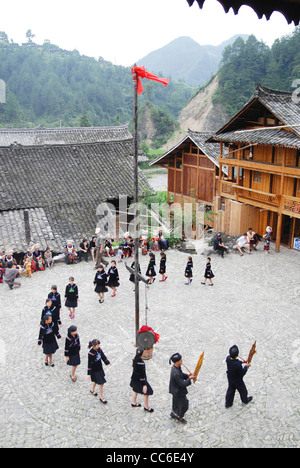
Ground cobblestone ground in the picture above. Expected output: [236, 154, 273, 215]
[0, 242, 299, 448]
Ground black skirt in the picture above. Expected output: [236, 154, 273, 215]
[108, 277, 119, 287]
[204, 271, 215, 279]
[91, 370, 106, 385]
[94, 284, 108, 293]
[130, 378, 153, 396]
[43, 340, 59, 355]
[67, 354, 81, 367]
[65, 299, 78, 308]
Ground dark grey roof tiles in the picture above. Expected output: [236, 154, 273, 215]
[0, 126, 150, 253]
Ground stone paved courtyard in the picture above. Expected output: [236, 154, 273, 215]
[0, 242, 299, 448]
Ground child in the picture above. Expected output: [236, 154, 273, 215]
[40, 299, 56, 324]
[37, 314, 61, 367]
[94, 264, 108, 303]
[24, 256, 32, 277]
[37, 254, 45, 271]
[159, 252, 167, 282]
[146, 253, 156, 285]
[107, 260, 120, 297]
[130, 346, 154, 412]
[65, 325, 81, 382]
[201, 257, 214, 286]
[47, 285, 62, 326]
[225, 345, 252, 408]
[117, 246, 124, 263]
[87, 339, 110, 404]
[44, 247, 54, 268]
[184, 256, 193, 285]
[263, 226, 272, 254]
[65, 277, 79, 319]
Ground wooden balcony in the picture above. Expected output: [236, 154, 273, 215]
[219, 180, 300, 217]
[218, 158, 300, 179]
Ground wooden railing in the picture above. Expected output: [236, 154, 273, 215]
[282, 195, 300, 217]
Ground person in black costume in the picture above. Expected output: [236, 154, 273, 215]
[87, 339, 110, 404]
[146, 253, 156, 284]
[213, 233, 228, 257]
[201, 257, 215, 286]
[107, 260, 120, 297]
[184, 256, 193, 285]
[130, 347, 154, 412]
[47, 285, 62, 326]
[37, 315, 61, 367]
[65, 325, 81, 382]
[169, 353, 196, 424]
[225, 345, 253, 408]
[94, 265, 108, 303]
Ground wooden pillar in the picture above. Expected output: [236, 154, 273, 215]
[275, 212, 283, 253]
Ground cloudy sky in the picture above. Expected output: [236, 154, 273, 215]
[0, 0, 296, 66]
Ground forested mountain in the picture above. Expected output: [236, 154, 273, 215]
[0, 37, 196, 129]
[137, 35, 249, 86]
[213, 27, 300, 116]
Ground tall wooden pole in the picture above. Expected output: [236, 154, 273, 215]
[132, 65, 140, 343]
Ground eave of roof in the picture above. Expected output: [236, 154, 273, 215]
[186, 0, 300, 25]
[150, 131, 221, 167]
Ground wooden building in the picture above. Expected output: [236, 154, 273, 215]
[150, 131, 223, 207]
[209, 84, 300, 252]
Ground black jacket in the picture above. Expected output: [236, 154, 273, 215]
[226, 356, 248, 385]
[169, 365, 191, 397]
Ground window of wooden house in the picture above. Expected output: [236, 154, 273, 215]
[253, 171, 262, 183]
[191, 146, 198, 154]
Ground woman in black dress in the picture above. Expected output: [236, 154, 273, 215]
[130, 347, 154, 412]
[87, 339, 110, 404]
[146, 253, 156, 285]
[184, 256, 193, 285]
[37, 315, 61, 367]
[65, 325, 81, 382]
[94, 265, 108, 303]
[107, 260, 120, 297]
[159, 252, 167, 282]
[65, 277, 79, 319]
[201, 257, 214, 286]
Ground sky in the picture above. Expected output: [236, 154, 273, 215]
[0, 0, 296, 66]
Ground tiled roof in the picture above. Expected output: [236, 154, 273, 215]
[211, 128, 300, 149]
[0, 128, 150, 253]
[211, 85, 300, 147]
[0, 124, 132, 146]
[187, 0, 300, 25]
[150, 131, 221, 167]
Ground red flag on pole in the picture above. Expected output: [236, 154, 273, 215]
[131, 66, 169, 95]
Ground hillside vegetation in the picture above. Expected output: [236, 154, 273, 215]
[0, 35, 195, 129]
[213, 28, 300, 116]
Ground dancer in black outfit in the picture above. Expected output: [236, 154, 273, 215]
[87, 339, 110, 404]
[65, 325, 81, 382]
[130, 347, 154, 412]
[225, 345, 252, 408]
[201, 257, 215, 286]
[107, 260, 120, 297]
[146, 253, 156, 284]
[94, 265, 108, 303]
[37, 315, 61, 367]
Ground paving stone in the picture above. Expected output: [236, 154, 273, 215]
[0, 243, 299, 448]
